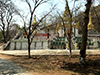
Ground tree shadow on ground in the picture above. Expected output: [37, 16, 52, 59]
[3, 55, 100, 75]
[0, 58, 25, 75]
[61, 58, 100, 75]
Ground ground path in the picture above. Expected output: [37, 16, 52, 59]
[0, 49, 100, 75]
[0, 58, 32, 75]
[0, 49, 100, 56]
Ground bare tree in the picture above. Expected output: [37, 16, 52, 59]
[63, 0, 73, 57]
[19, 0, 55, 58]
[57, 0, 76, 57]
[80, 0, 92, 65]
[0, 0, 18, 43]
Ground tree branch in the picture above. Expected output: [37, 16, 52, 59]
[25, 0, 32, 12]
[0, 24, 3, 28]
[0, 27, 2, 31]
[30, 4, 56, 43]
[93, 6, 100, 22]
[1, 14, 5, 27]
[8, 15, 13, 25]
[31, 4, 56, 35]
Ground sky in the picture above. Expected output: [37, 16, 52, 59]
[11, 0, 66, 27]
[11, 0, 100, 27]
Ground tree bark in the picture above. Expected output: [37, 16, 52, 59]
[2, 27, 7, 43]
[66, 0, 72, 57]
[69, 18, 72, 57]
[80, 0, 92, 65]
[28, 35, 31, 58]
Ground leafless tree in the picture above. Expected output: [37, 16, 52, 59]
[0, 0, 18, 43]
[19, 0, 55, 58]
[57, 0, 76, 57]
[80, 0, 92, 65]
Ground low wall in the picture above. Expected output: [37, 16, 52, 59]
[10, 40, 48, 50]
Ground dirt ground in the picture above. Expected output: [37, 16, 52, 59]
[0, 43, 3, 46]
[0, 54, 100, 75]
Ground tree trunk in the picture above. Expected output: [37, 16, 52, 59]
[6, 26, 10, 41]
[28, 35, 31, 58]
[80, 0, 92, 65]
[2, 29, 7, 43]
[69, 36, 72, 57]
[63, 22, 66, 37]
[69, 14, 72, 57]
[66, 0, 72, 57]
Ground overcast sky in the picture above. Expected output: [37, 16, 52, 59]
[11, 0, 100, 27]
[11, 0, 66, 27]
